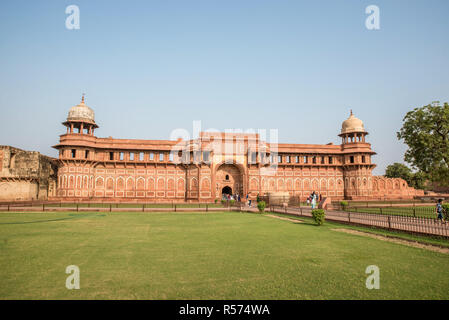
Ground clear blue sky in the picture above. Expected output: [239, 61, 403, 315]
[1, 0, 448, 175]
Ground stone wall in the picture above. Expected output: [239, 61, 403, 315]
[371, 176, 424, 200]
[247, 166, 345, 200]
[0, 146, 58, 201]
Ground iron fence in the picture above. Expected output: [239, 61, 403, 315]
[0, 200, 229, 212]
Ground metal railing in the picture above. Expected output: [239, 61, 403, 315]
[0, 200, 229, 213]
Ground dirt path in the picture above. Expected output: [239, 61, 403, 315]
[332, 228, 449, 254]
[265, 214, 303, 224]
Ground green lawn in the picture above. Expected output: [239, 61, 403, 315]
[0, 211, 448, 299]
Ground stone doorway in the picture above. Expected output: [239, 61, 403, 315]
[222, 186, 232, 197]
[215, 164, 244, 198]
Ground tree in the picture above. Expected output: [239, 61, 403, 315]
[410, 171, 426, 190]
[397, 102, 449, 187]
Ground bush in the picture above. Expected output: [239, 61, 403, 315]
[230, 199, 236, 206]
[221, 200, 226, 205]
[257, 201, 266, 213]
[312, 209, 325, 226]
[340, 200, 349, 210]
[214, 199, 218, 204]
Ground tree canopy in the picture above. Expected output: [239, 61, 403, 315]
[397, 102, 449, 187]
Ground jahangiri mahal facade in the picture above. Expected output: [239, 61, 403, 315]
[46, 97, 424, 202]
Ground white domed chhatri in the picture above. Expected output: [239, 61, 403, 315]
[62, 95, 99, 135]
[341, 110, 365, 134]
[67, 95, 96, 124]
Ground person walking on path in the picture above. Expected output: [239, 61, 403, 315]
[436, 199, 446, 224]
[311, 195, 317, 209]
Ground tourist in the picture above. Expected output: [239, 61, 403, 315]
[306, 197, 310, 206]
[311, 195, 316, 209]
[436, 199, 445, 224]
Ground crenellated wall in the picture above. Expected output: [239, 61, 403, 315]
[371, 176, 424, 199]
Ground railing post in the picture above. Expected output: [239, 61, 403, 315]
[8, 204, 10, 212]
[110, 204, 112, 212]
[142, 204, 145, 212]
[175, 204, 177, 212]
[348, 211, 351, 223]
[388, 215, 391, 229]
[77, 204, 79, 212]
[206, 204, 208, 212]
[42, 204, 45, 211]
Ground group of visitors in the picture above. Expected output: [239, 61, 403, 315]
[222, 193, 241, 202]
[306, 191, 321, 209]
[222, 192, 259, 208]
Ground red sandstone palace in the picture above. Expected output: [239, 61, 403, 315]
[51, 98, 424, 202]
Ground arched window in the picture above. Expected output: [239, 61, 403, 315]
[225, 175, 229, 180]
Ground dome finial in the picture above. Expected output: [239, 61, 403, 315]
[340, 109, 365, 135]
[81, 93, 85, 104]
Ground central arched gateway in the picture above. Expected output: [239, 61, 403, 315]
[222, 186, 232, 196]
[215, 163, 244, 198]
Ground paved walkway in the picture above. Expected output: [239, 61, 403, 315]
[256, 206, 449, 238]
